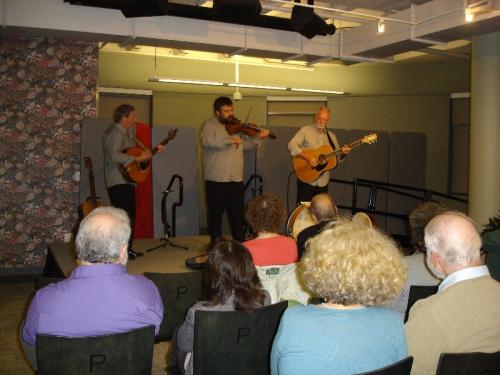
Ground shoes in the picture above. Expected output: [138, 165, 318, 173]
[185, 254, 208, 270]
[127, 248, 144, 261]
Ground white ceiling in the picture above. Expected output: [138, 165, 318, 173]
[3, 0, 500, 64]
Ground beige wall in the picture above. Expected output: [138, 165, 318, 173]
[99, 50, 469, 231]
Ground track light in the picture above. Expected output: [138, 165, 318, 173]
[378, 19, 385, 33]
[465, 7, 474, 22]
[233, 87, 242, 101]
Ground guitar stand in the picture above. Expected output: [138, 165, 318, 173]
[146, 188, 188, 253]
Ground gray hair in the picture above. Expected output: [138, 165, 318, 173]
[310, 194, 337, 222]
[75, 207, 131, 264]
[424, 211, 482, 267]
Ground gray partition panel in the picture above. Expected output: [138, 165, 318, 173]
[80, 118, 113, 206]
[386, 132, 427, 235]
[330, 130, 390, 228]
[152, 126, 199, 237]
[251, 126, 304, 215]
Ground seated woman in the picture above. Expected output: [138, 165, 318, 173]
[175, 240, 270, 375]
[271, 221, 408, 375]
[243, 194, 298, 266]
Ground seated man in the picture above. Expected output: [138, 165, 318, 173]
[405, 212, 500, 375]
[296, 194, 339, 259]
[22, 207, 164, 369]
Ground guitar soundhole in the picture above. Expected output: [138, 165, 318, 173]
[139, 161, 150, 170]
[314, 154, 327, 172]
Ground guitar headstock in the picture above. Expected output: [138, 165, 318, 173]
[167, 129, 178, 142]
[84, 156, 93, 171]
[362, 133, 378, 144]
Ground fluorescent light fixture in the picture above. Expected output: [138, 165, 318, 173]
[148, 77, 224, 86]
[148, 77, 344, 95]
[228, 83, 287, 90]
[290, 88, 344, 95]
[465, 7, 474, 22]
[378, 19, 385, 33]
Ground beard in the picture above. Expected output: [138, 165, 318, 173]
[218, 115, 234, 125]
[426, 253, 445, 279]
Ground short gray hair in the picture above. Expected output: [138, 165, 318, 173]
[75, 207, 131, 264]
[424, 211, 482, 267]
[310, 194, 337, 222]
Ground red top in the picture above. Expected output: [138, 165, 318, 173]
[243, 236, 298, 266]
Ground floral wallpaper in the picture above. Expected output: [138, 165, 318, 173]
[0, 37, 98, 269]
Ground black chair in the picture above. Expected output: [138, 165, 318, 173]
[192, 301, 288, 375]
[436, 351, 500, 375]
[35, 276, 64, 290]
[404, 285, 439, 322]
[355, 356, 413, 375]
[36, 325, 155, 375]
[144, 271, 203, 341]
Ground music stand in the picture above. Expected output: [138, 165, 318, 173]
[146, 189, 188, 252]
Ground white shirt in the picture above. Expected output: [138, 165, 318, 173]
[438, 265, 490, 292]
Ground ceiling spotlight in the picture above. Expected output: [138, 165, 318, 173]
[465, 7, 474, 23]
[378, 19, 385, 33]
[233, 87, 242, 101]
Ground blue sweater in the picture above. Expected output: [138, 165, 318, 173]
[271, 305, 407, 375]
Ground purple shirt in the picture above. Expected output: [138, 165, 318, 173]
[22, 264, 163, 346]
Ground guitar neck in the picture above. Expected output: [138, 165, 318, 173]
[89, 173, 98, 206]
[326, 139, 365, 159]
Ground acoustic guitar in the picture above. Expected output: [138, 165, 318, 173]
[119, 129, 177, 183]
[293, 133, 378, 183]
[80, 156, 105, 217]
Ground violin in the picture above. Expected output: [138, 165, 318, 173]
[225, 117, 277, 139]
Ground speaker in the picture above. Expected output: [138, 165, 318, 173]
[212, 0, 262, 23]
[120, 0, 168, 18]
[291, 6, 336, 39]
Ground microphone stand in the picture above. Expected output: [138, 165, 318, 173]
[146, 175, 188, 252]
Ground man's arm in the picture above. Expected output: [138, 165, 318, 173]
[200, 120, 240, 149]
[288, 128, 319, 167]
[405, 300, 444, 375]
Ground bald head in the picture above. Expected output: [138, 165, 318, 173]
[75, 207, 131, 264]
[424, 212, 482, 271]
[310, 194, 337, 222]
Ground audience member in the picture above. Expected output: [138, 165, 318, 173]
[243, 194, 298, 266]
[406, 212, 500, 375]
[271, 220, 407, 375]
[296, 193, 338, 259]
[482, 228, 500, 280]
[21, 207, 163, 369]
[174, 240, 271, 375]
[389, 201, 444, 318]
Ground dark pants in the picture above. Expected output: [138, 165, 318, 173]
[205, 180, 245, 242]
[108, 184, 136, 250]
[296, 179, 328, 205]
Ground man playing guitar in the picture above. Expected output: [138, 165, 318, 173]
[288, 106, 351, 205]
[102, 104, 164, 260]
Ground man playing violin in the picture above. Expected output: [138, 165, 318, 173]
[201, 96, 270, 246]
[288, 106, 351, 205]
[102, 104, 164, 260]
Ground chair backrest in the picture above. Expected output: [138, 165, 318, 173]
[256, 263, 311, 305]
[355, 356, 413, 375]
[404, 285, 438, 322]
[35, 276, 64, 290]
[436, 351, 500, 375]
[193, 301, 288, 375]
[36, 325, 155, 375]
[144, 271, 202, 341]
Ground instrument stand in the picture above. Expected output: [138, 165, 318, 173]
[146, 189, 188, 253]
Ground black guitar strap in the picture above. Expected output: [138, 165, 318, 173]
[325, 130, 336, 149]
[325, 130, 345, 161]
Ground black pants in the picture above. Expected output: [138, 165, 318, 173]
[205, 180, 245, 242]
[296, 179, 328, 205]
[108, 184, 136, 250]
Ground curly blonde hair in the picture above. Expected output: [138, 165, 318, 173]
[300, 221, 407, 306]
[245, 194, 286, 235]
